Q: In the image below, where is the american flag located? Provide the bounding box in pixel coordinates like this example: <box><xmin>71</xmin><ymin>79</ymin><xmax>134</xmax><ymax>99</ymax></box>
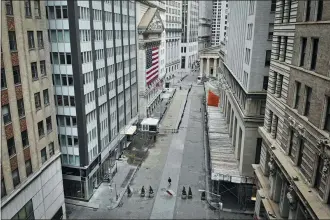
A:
<box><xmin>146</xmin><ymin>46</ymin><xmax>159</xmax><ymax>85</ymax></box>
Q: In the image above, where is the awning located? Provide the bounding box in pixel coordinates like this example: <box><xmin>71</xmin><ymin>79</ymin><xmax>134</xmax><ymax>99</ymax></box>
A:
<box><xmin>125</xmin><ymin>126</ymin><xmax>137</xmax><ymax>135</ymax></box>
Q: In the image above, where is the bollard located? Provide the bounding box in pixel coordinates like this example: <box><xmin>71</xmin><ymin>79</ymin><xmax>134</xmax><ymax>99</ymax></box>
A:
<box><xmin>141</xmin><ymin>186</ymin><xmax>145</xmax><ymax>197</ymax></box>
<box><xmin>149</xmin><ymin>186</ymin><xmax>154</xmax><ymax>198</ymax></box>
<box><xmin>188</xmin><ymin>187</ymin><xmax>192</xmax><ymax>199</ymax></box>
<box><xmin>181</xmin><ymin>186</ymin><xmax>187</xmax><ymax>199</ymax></box>
<box><xmin>127</xmin><ymin>185</ymin><xmax>132</xmax><ymax>197</ymax></box>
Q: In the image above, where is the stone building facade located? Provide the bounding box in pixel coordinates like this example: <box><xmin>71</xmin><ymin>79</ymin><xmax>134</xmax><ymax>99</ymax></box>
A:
<box><xmin>1</xmin><ymin>0</ymin><xmax>65</xmax><ymax>218</ymax></box>
<box><xmin>253</xmin><ymin>0</ymin><xmax>330</xmax><ymax>219</ymax></box>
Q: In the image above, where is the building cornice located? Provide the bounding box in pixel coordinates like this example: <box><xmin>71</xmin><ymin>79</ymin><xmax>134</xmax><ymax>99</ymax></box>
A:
<box><xmin>137</xmin><ymin>0</ymin><xmax>166</xmax><ymax>12</ymax></box>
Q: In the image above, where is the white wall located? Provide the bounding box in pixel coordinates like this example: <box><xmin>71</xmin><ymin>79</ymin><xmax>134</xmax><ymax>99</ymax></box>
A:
<box><xmin>1</xmin><ymin>157</ymin><xmax>65</xmax><ymax>219</ymax></box>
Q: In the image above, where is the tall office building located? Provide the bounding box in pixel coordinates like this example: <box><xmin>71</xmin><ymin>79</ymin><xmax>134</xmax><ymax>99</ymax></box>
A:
<box><xmin>211</xmin><ymin>0</ymin><xmax>228</xmax><ymax>46</ymax></box>
<box><xmin>45</xmin><ymin>0</ymin><xmax>138</xmax><ymax>200</ymax></box>
<box><xmin>1</xmin><ymin>0</ymin><xmax>65</xmax><ymax>219</ymax></box>
<box><xmin>218</xmin><ymin>0</ymin><xmax>274</xmax><ymax>178</ymax></box>
<box><xmin>198</xmin><ymin>0</ymin><xmax>212</xmax><ymax>51</ymax></box>
<box><xmin>136</xmin><ymin>0</ymin><xmax>166</xmax><ymax>119</ymax></box>
<box><xmin>165</xmin><ymin>1</ymin><xmax>181</xmax><ymax>77</ymax></box>
<box><xmin>181</xmin><ymin>0</ymin><xmax>199</xmax><ymax>70</ymax></box>
<box><xmin>253</xmin><ymin>1</ymin><xmax>330</xmax><ymax>219</ymax></box>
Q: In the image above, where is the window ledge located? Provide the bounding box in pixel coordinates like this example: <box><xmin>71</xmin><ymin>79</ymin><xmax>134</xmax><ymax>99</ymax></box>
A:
<box><xmin>44</xmin><ymin>103</ymin><xmax>50</xmax><ymax>107</ymax></box>
<box><xmin>9</xmin><ymin>154</ymin><xmax>17</xmax><ymax>160</ymax></box>
<box><xmin>39</xmin><ymin>134</ymin><xmax>45</xmax><ymax>140</ymax></box>
<box><xmin>36</xmin><ymin>107</ymin><xmax>41</xmax><ymax>112</ymax></box>
<box><xmin>19</xmin><ymin>115</ymin><xmax>26</xmax><ymax>120</ymax></box>
<box><xmin>38</xmin><ymin>47</ymin><xmax>44</xmax><ymax>50</ymax></box>
<box><xmin>32</xmin><ymin>77</ymin><xmax>39</xmax><ymax>81</ymax></box>
<box><xmin>4</xmin><ymin>121</ymin><xmax>12</xmax><ymax>126</ymax></box>
<box><xmin>41</xmin><ymin>75</ymin><xmax>47</xmax><ymax>79</ymax></box>
<box><xmin>47</xmin><ymin>130</ymin><xmax>52</xmax><ymax>134</ymax></box>
<box><xmin>28</xmin><ymin>48</ymin><xmax>36</xmax><ymax>51</ymax></box>
<box><xmin>1</xmin><ymin>88</ymin><xmax>8</xmax><ymax>91</ymax></box>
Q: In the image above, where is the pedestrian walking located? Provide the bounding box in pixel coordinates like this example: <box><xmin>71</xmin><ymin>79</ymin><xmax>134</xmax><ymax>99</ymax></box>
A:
<box><xmin>168</xmin><ymin>177</ymin><xmax>172</xmax><ymax>187</ymax></box>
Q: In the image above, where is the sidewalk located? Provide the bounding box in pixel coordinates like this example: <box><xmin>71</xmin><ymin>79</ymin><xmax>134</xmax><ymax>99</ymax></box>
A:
<box><xmin>66</xmin><ymin>157</ymin><xmax>138</xmax><ymax>210</ymax></box>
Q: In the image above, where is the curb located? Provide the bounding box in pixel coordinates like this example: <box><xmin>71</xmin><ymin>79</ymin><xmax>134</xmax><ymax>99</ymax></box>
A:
<box><xmin>108</xmin><ymin>166</ymin><xmax>139</xmax><ymax>210</ymax></box>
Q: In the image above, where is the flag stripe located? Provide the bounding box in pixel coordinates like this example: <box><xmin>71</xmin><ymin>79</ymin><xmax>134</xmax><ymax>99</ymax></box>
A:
<box><xmin>146</xmin><ymin>46</ymin><xmax>159</xmax><ymax>85</ymax></box>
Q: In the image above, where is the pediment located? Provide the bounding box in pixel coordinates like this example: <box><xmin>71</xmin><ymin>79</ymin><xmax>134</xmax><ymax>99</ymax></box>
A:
<box><xmin>138</xmin><ymin>7</ymin><xmax>164</xmax><ymax>34</ymax></box>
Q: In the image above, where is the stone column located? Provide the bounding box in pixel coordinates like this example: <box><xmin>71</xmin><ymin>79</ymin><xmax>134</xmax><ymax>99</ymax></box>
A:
<box><xmin>213</xmin><ymin>58</ymin><xmax>217</xmax><ymax>76</ymax></box>
<box><xmin>275</xmin><ymin>73</ymin><xmax>282</xmax><ymax>97</ymax></box>
<box><xmin>200</xmin><ymin>58</ymin><xmax>204</xmax><ymax>76</ymax></box>
<box><xmin>279</xmin><ymin>37</ymin><xmax>285</xmax><ymax>62</ymax></box>
<box><xmin>271</xmin><ymin>114</ymin><xmax>278</xmax><ymax>139</ymax></box>
<box><xmin>270</xmin><ymin>71</ymin><xmax>277</xmax><ymax>94</ymax></box>
<box><xmin>206</xmin><ymin>58</ymin><xmax>210</xmax><ymax>78</ymax></box>
<box><xmin>284</xmin><ymin>0</ymin><xmax>289</xmax><ymax>23</ymax></box>
<box><xmin>266</xmin><ymin>111</ymin><xmax>272</xmax><ymax>133</ymax></box>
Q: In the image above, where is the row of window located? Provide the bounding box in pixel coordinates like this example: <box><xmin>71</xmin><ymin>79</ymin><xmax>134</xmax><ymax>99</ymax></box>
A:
<box><xmin>59</xmin><ymin>134</ymin><xmax>78</xmax><ymax>147</ymax></box>
<box><xmin>34</xmin><ymin>89</ymin><xmax>50</xmax><ymax>111</ymax></box>
<box><xmin>50</xmin><ymin>52</ymin><xmax>72</xmax><ymax>65</ymax></box>
<box><xmin>46</xmin><ymin>5</ymin><xmax>68</xmax><ymax>19</ymax></box>
<box><xmin>49</xmin><ymin>30</ymin><xmax>70</xmax><ymax>43</ymax></box>
<box><xmin>1</xmin><ymin>66</ymin><xmax>20</xmax><ymax>88</ymax></box>
<box><xmin>53</xmin><ymin>74</ymin><xmax>74</xmax><ymax>86</ymax></box>
<box><xmin>56</xmin><ymin>95</ymin><xmax>76</xmax><ymax>107</ymax></box>
<box><xmin>6</xmin><ymin>0</ymin><xmax>41</xmax><ymax>18</ymax></box>
<box><xmin>57</xmin><ymin>115</ymin><xmax>77</xmax><ymax>127</ymax></box>
<box><xmin>88</xmin><ymin>127</ymin><xmax>97</xmax><ymax>144</ymax></box>
<box><xmin>37</xmin><ymin>116</ymin><xmax>53</xmax><ymax>138</ymax></box>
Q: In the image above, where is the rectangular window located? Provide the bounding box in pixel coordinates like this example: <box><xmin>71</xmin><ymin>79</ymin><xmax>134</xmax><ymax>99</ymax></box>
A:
<box><xmin>265</xmin><ymin>50</ymin><xmax>271</xmax><ymax>66</ymax></box>
<box><xmin>21</xmin><ymin>130</ymin><xmax>29</xmax><ymax>147</ymax></box>
<box><xmin>288</xmin><ymin>130</ymin><xmax>294</xmax><ymax>156</ymax></box>
<box><xmin>2</xmin><ymin>104</ymin><xmax>11</xmax><ymax>124</ymax></box>
<box><xmin>245</xmin><ymin>48</ymin><xmax>251</xmax><ymax>64</ymax></box>
<box><xmin>43</xmin><ymin>89</ymin><xmax>49</xmax><ymax>105</ymax></box>
<box><xmin>1</xmin><ymin>179</ymin><xmax>6</xmax><ymax>198</ymax></box>
<box><xmin>17</xmin><ymin>99</ymin><xmax>25</xmax><ymax>117</ymax></box>
<box><xmin>255</xmin><ymin>138</ymin><xmax>262</xmax><ymax>163</ymax></box>
<box><xmin>34</xmin><ymin>0</ymin><xmax>41</xmax><ymax>17</ymax></box>
<box><xmin>49</xmin><ymin>142</ymin><xmax>54</xmax><ymax>157</ymax></box>
<box><xmin>300</xmin><ymin>38</ymin><xmax>307</xmax><ymax>67</ymax></box>
<box><xmin>8</xmin><ymin>31</ymin><xmax>17</xmax><ymax>51</ymax></box>
<box><xmin>305</xmin><ymin>0</ymin><xmax>311</xmax><ymax>21</ymax></box>
<box><xmin>268</xmin><ymin>23</ymin><xmax>274</xmax><ymax>40</ymax></box>
<box><xmin>34</xmin><ymin>92</ymin><xmax>41</xmax><ymax>110</ymax></box>
<box><xmin>278</xmin><ymin>74</ymin><xmax>283</xmax><ymax>97</ymax></box>
<box><xmin>25</xmin><ymin>159</ymin><xmax>32</xmax><ymax>177</ymax></box>
<box><xmin>12</xmin><ymin>66</ymin><xmax>21</xmax><ymax>84</ymax></box>
<box><xmin>12</xmin><ymin>169</ymin><xmax>20</xmax><ymax>187</ymax></box>
<box><xmin>41</xmin><ymin>147</ymin><xmax>47</xmax><ymax>164</ymax></box>
<box><xmin>6</xmin><ymin>0</ymin><xmax>13</xmax><ymax>15</ymax></box>
<box><xmin>62</xmin><ymin>6</ymin><xmax>68</xmax><ymax>18</ymax></box>
<box><xmin>247</xmin><ymin>24</ymin><xmax>253</xmax><ymax>40</ymax></box>
<box><xmin>317</xmin><ymin>0</ymin><xmax>323</xmax><ymax>21</ymax></box>
<box><xmin>283</xmin><ymin>36</ymin><xmax>288</xmax><ymax>61</ymax></box>
<box><xmin>260</xmin><ymin>101</ymin><xmax>266</xmax><ymax>115</ymax></box>
<box><xmin>297</xmin><ymin>139</ymin><xmax>304</xmax><ymax>167</ymax></box>
<box><xmin>31</xmin><ymin>62</ymin><xmax>38</xmax><ymax>79</ymax></box>
<box><xmin>271</xmin><ymin>0</ymin><xmax>276</xmax><ymax>12</ymax></box>
<box><xmin>37</xmin><ymin>120</ymin><xmax>44</xmax><ymax>138</ymax></box>
<box><xmin>27</xmin><ymin>31</ymin><xmax>35</xmax><ymax>49</ymax></box>
<box><xmin>1</xmin><ymin>68</ymin><xmax>7</xmax><ymax>88</ymax></box>
<box><xmin>46</xmin><ymin>116</ymin><xmax>52</xmax><ymax>132</ymax></box>
<box><xmin>263</xmin><ymin>76</ymin><xmax>269</xmax><ymax>91</ymax></box>
<box><xmin>249</xmin><ymin>0</ymin><xmax>255</xmax><ymax>15</ymax></box>
<box><xmin>25</xmin><ymin>0</ymin><xmax>31</xmax><ymax>17</ymax></box>
<box><xmin>304</xmin><ymin>86</ymin><xmax>312</xmax><ymax>116</ymax></box>
<box><xmin>37</xmin><ymin>31</ymin><xmax>44</xmax><ymax>48</ymax></box>
<box><xmin>39</xmin><ymin>60</ymin><xmax>46</xmax><ymax>76</ymax></box>
<box><xmin>315</xmin><ymin>156</ymin><xmax>325</xmax><ymax>195</ymax></box>
<box><xmin>7</xmin><ymin>137</ymin><xmax>16</xmax><ymax>157</ymax></box>
<box><xmin>324</xmin><ymin>97</ymin><xmax>330</xmax><ymax>132</ymax></box>
<box><xmin>56</xmin><ymin>6</ymin><xmax>62</xmax><ymax>18</ymax></box>
<box><xmin>310</xmin><ymin>38</ymin><xmax>319</xmax><ymax>70</ymax></box>
<box><xmin>294</xmin><ymin>81</ymin><xmax>301</xmax><ymax>109</ymax></box>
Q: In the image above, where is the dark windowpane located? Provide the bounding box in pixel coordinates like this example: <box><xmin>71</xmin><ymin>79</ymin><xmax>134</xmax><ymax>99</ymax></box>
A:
<box><xmin>265</xmin><ymin>50</ymin><xmax>271</xmax><ymax>66</ymax></box>
<box><xmin>8</xmin><ymin>31</ymin><xmax>17</xmax><ymax>51</ymax></box>
<box><xmin>34</xmin><ymin>92</ymin><xmax>41</xmax><ymax>110</ymax></box>
<box><xmin>12</xmin><ymin>169</ymin><xmax>20</xmax><ymax>187</ymax></box>
<box><xmin>283</xmin><ymin>36</ymin><xmax>288</xmax><ymax>61</ymax></box>
<box><xmin>324</xmin><ymin>98</ymin><xmax>330</xmax><ymax>131</ymax></box>
<box><xmin>304</xmin><ymin>86</ymin><xmax>312</xmax><ymax>116</ymax></box>
<box><xmin>7</xmin><ymin>137</ymin><xmax>16</xmax><ymax>157</ymax></box>
<box><xmin>70</xmin><ymin>96</ymin><xmax>75</xmax><ymax>106</ymax></box>
<box><xmin>297</xmin><ymin>139</ymin><xmax>304</xmax><ymax>167</ymax></box>
<box><xmin>2</xmin><ymin>104</ymin><xmax>12</xmax><ymax>124</ymax></box>
<box><xmin>305</xmin><ymin>0</ymin><xmax>311</xmax><ymax>21</ymax></box>
<box><xmin>17</xmin><ymin>99</ymin><xmax>25</xmax><ymax>117</ymax></box>
<box><xmin>40</xmin><ymin>60</ymin><xmax>46</xmax><ymax>76</ymax></box>
<box><xmin>64</xmin><ymin>96</ymin><xmax>69</xmax><ymax>106</ymax></box>
<box><xmin>38</xmin><ymin>121</ymin><xmax>44</xmax><ymax>138</ymax></box>
<box><xmin>27</xmin><ymin>31</ymin><xmax>35</xmax><ymax>49</ymax></box>
<box><xmin>55</xmin><ymin>6</ymin><xmax>62</xmax><ymax>18</ymax></box>
<box><xmin>68</xmin><ymin>75</ymin><xmax>73</xmax><ymax>85</ymax></box>
<box><xmin>294</xmin><ymin>81</ymin><xmax>301</xmax><ymax>109</ymax></box>
<box><xmin>288</xmin><ymin>130</ymin><xmax>294</xmax><ymax>156</ymax></box>
<box><xmin>6</xmin><ymin>0</ymin><xmax>13</xmax><ymax>15</ymax></box>
<box><xmin>62</xmin><ymin>6</ymin><xmax>68</xmax><ymax>18</ymax></box>
<box><xmin>263</xmin><ymin>76</ymin><xmax>269</xmax><ymax>91</ymax></box>
<box><xmin>311</xmin><ymin>38</ymin><xmax>319</xmax><ymax>70</ymax></box>
<box><xmin>317</xmin><ymin>0</ymin><xmax>323</xmax><ymax>21</ymax></box>
<box><xmin>13</xmin><ymin>66</ymin><xmax>21</xmax><ymax>84</ymax></box>
<box><xmin>57</xmin><ymin>95</ymin><xmax>63</xmax><ymax>106</ymax></box>
<box><xmin>25</xmin><ymin>0</ymin><xmax>31</xmax><ymax>17</ymax></box>
<box><xmin>25</xmin><ymin>159</ymin><xmax>32</xmax><ymax>176</ymax></box>
<box><xmin>21</xmin><ymin>130</ymin><xmax>29</xmax><ymax>147</ymax></box>
<box><xmin>46</xmin><ymin>116</ymin><xmax>52</xmax><ymax>132</ymax></box>
<box><xmin>1</xmin><ymin>68</ymin><xmax>7</xmax><ymax>88</ymax></box>
<box><xmin>49</xmin><ymin>142</ymin><xmax>55</xmax><ymax>157</ymax></box>
<box><xmin>37</xmin><ymin>31</ymin><xmax>44</xmax><ymax>48</ymax></box>
<box><xmin>255</xmin><ymin>138</ymin><xmax>262</xmax><ymax>164</ymax></box>
<box><xmin>300</xmin><ymin>38</ymin><xmax>307</xmax><ymax>67</ymax></box>
<box><xmin>34</xmin><ymin>0</ymin><xmax>41</xmax><ymax>17</ymax></box>
<box><xmin>59</xmin><ymin>53</ymin><xmax>66</xmax><ymax>64</ymax></box>
<box><xmin>66</xmin><ymin>54</ymin><xmax>72</xmax><ymax>64</ymax></box>
<box><xmin>43</xmin><ymin>89</ymin><xmax>49</xmax><ymax>105</ymax></box>
<box><xmin>61</xmin><ymin>75</ymin><xmax>67</xmax><ymax>85</ymax></box>
<box><xmin>41</xmin><ymin>147</ymin><xmax>47</xmax><ymax>164</ymax></box>
<box><xmin>1</xmin><ymin>180</ymin><xmax>6</xmax><ymax>198</ymax></box>
<box><xmin>31</xmin><ymin>62</ymin><xmax>38</xmax><ymax>79</ymax></box>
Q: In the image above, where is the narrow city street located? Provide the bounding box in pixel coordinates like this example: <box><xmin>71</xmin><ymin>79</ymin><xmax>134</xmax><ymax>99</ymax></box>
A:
<box><xmin>66</xmin><ymin>74</ymin><xmax>252</xmax><ymax>219</ymax></box>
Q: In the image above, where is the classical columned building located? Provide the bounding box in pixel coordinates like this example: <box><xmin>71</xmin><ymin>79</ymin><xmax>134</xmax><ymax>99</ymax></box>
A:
<box><xmin>136</xmin><ymin>1</ymin><xmax>166</xmax><ymax>119</ymax></box>
<box><xmin>199</xmin><ymin>46</ymin><xmax>222</xmax><ymax>78</ymax></box>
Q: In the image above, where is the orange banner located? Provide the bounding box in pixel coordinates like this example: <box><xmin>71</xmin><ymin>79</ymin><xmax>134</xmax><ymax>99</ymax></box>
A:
<box><xmin>207</xmin><ymin>91</ymin><xmax>219</xmax><ymax>107</ymax></box>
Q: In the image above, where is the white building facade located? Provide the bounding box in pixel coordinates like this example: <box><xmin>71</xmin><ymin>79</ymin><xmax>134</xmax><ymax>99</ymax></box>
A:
<box><xmin>165</xmin><ymin>1</ymin><xmax>181</xmax><ymax>78</ymax></box>
<box><xmin>198</xmin><ymin>1</ymin><xmax>213</xmax><ymax>51</ymax></box>
<box><xmin>46</xmin><ymin>0</ymin><xmax>138</xmax><ymax>200</ymax></box>
<box><xmin>180</xmin><ymin>0</ymin><xmax>199</xmax><ymax>70</ymax></box>
<box><xmin>211</xmin><ymin>0</ymin><xmax>228</xmax><ymax>46</ymax></box>
<box><xmin>218</xmin><ymin>0</ymin><xmax>274</xmax><ymax>177</ymax></box>
<box><xmin>136</xmin><ymin>0</ymin><xmax>166</xmax><ymax>119</ymax></box>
